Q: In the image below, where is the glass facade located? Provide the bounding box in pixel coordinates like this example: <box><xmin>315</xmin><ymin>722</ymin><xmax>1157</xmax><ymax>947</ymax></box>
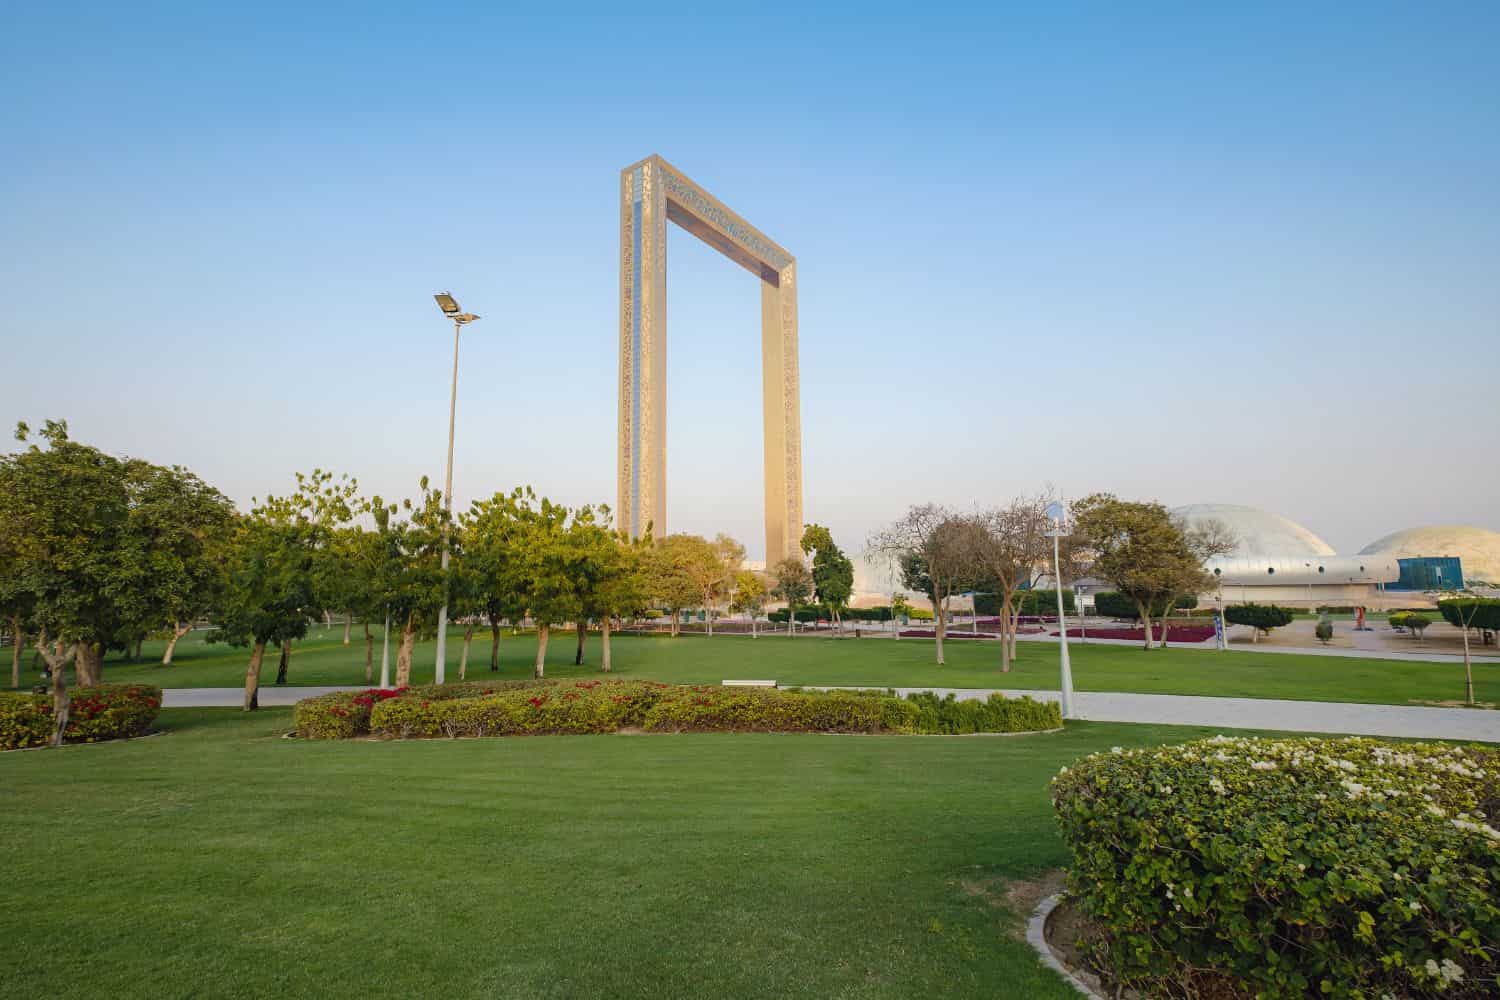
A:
<box><xmin>1389</xmin><ymin>557</ymin><xmax>1464</xmax><ymax>591</ymax></box>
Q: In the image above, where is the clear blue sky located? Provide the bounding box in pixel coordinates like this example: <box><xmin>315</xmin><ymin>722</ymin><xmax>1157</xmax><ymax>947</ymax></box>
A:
<box><xmin>3</xmin><ymin>2</ymin><xmax>1497</xmax><ymax>559</ymax></box>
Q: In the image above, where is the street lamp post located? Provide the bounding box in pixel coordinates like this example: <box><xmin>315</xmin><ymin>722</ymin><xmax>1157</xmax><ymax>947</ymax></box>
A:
<box><xmin>432</xmin><ymin>292</ymin><xmax>480</xmax><ymax>685</ymax></box>
<box><xmin>1046</xmin><ymin>502</ymin><xmax>1075</xmax><ymax>720</ymax></box>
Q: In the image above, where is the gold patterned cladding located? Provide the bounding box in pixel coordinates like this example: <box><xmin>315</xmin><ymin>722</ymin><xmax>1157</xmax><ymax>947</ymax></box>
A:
<box><xmin>618</xmin><ymin>155</ymin><xmax>804</xmax><ymax>567</ymax></box>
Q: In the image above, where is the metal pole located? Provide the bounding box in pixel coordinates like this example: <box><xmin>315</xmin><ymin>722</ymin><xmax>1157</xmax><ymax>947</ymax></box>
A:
<box><xmin>1054</xmin><ymin>533</ymin><xmax>1074</xmax><ymax>720</ymax></box>
<box><xmin>434</xmin><ymin>318</ymin><xmax>461</xmax><ymax>685</ymax></box>
<box><xmin>379</xmin><ymin>605</ymin><xmax>392</xmax><ymax>689</ymax></box>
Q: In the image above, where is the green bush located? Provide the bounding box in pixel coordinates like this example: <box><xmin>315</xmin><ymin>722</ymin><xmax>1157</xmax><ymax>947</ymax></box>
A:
<box><xmin>902</xmin><ymin>691</ymin><xmax>1061</xmax><ymax>734</ymax></box>
<box><xmin>1052</xmin><ymin>736</ymin><xmax>1500</xmax><ymax>998</ymax></box>
<box><xmin>299</xmin><ymin>681</ymin><xmax>1060</xmax><ymax>740</ymax></box>
<box><xmin>0</xmin><ymin>685</ymin><xmax>162</xmax><ymax>749</ymax></box>
<box><xmin>767</xmin><ymin>608</ymin><xmax>821</xmax><ymax>624</ymax></box>
<box><xmin>1315</xmin><ymin>617</ymin><xmax>1334</xmax><ymax>644</ymax></box>
<box><xmin>1093</xmin><ymin>591</ymin><xmax>1198</xmax><ymax>619</ymax></box>
<box><xmin>974</xmin><ymin>589</ymin><xmax>1075</xmax><ymax>616</ymax></box>
<box><xmin>1225</xmin><ymin>602</ymin><xmax>1296</xmax><ymax>635</ymax></box>
<box><xmin>842</xmin><ymin>606</ymin><xmax>893</xmax><ymax>622</ymax></box>
<box><xmin>1438</xmin><ymin>598</ymin><xmax>1500</xmax><ymax>633</ymax></box>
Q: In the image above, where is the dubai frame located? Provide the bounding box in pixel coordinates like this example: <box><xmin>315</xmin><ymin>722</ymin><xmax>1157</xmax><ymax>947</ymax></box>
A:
<box><xmin>618</xmin><ymin>155</ymin><xmax>804</xmax><ymax>566</ymax></box>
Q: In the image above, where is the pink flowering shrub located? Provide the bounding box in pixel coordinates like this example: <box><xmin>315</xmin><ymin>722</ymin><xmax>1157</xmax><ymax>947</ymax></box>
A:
<box><xmin>0</xmin><ymin>685</ymin><xmax>162</xmax><ymax>749</ymax></box>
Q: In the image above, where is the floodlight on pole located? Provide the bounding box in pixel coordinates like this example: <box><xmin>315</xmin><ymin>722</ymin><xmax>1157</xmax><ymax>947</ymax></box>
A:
<box><xmin>1045</xmin><ymin>501</ymin><xmax>1075</xmax><ymax>720</ymax></box>
<box><xmin>431</xmin><ymin>292</ymin><xmax>480</xmax><ymax>685</ymax></box>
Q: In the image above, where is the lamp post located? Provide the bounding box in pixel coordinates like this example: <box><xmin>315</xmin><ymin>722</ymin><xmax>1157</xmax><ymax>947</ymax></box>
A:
<box><xmin>432</xmin><ymin>291</ymin><xmax>480</xmax><ymax>685</ymax></box>
<box><xmin>1046</xmin><ymin>502</ymin><xmax>1075</xmax><ymax>720</ymax></box>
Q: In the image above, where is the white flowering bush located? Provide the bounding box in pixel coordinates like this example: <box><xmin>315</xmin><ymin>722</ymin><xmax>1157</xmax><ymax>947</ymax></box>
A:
<box><xmin>1052</xmin><ymin>736</ymin><xmax>1499</xmax><ymax>998</ymax></box>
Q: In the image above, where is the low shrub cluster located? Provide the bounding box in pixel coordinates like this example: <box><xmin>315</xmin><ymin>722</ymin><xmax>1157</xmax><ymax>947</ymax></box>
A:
<box><xmin>1</xmin><ymin>685</ymin><xmax>162</xmax><ymax>749</ymax></box>
<box><xmin>294</xmin><ymin>680</ymin><xmax>1060</xmax><ymax>740</ymax></box>
<box><xmin>1053</xmin><ymin>735</ymin><xmax>1500</xmax><ymax>998</ymax></box>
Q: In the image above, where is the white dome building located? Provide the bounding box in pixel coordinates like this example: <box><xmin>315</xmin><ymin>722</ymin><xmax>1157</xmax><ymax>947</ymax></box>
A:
<box><xmin>1359</xmin><ymin>526</ymin><xmax>1500</xmax><ymax>587</ymax></box>
<box><xmin>1174</xmin><ymin>503</ymin><xmax>1398</xmax><ymax>606</ymax></box>
<box><xmin>1174</xmin><ymin>503</ymin><xmax>1335</xmax><ymax>558</ymax></box>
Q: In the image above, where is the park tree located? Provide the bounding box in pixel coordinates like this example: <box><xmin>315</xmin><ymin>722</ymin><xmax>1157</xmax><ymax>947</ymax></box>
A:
<box><xmin>462</xmin><ymin>488</ymin><xmax>533</xmax><ymax>672</ymax></box>
<box><xmin>710</xmin><ymin>533</ymin><xmax>747</xmax><ymax>635</ymax></box>
<box><xmin>665</xmin><ymin>533</ymin><xmax>729</xmax><ymax>637</ymax></box>
<box><xmin>507</xmin><ymin>493</ymin><xmax>579</xmax><ymax>677</ymax></box>
<box><xmin>770</xmin><ymin>558</ymin><xmax>813</xmax><ymax>636</ymax></box>
<box><xmin>1071</xmin><ymin>494</ymin><xmax>1215</xmax><ymax>650</ymax></box>
<box><xmin>1437</xmin><ymin>597</ymin><xmax>1500</xmax><ymax>706</ymax></box>
<box><xmin>0</xmin><ymin>421</ymin><xmax>186</xmax><ymax>739</ymax></box>
<box><xmin>572</xmin><ymin>512</ymin><xmax>646</xmax><ymax>671</ymax></box>
<box><xmin>0</xmin><ymin>489</ymin><xmax>34</xmax><ymax>688</ymax></box>
<box><xmin>890</xmin><ymin>592</ymin><xmax>912</xmax><ymax>639</ymax></box>
<box><xmin>871</xmin><ymin>504</ymin><xmax>976</xmax><ymax>664</ymax></box>
<box><xmin>379</xmin><ymin>479</ymin><xmax>451</xmax><ymax>687</ymax></box>
<box><xmin>119</xmin><ymin>463</ymin><xmax>240</xmax><ymax>666</ymax></box>
<box><xmin>972</xmin><ymin>495</ymin><xmax>1056</xmax><ymax>673</ymax></box>
<box><xmin>800</xmin><ymin>524</ymin><xmax>855</xmax><ymax>635</ymax></box>
<box><xmin>730</xmin><ymin>569</ymin><xmax>769</xmax><ymax>638</ymax></box>
<box><xmin>645</xmin><ymin>534</ymin><xmax>706</xmax><ymax>637</ymax></box>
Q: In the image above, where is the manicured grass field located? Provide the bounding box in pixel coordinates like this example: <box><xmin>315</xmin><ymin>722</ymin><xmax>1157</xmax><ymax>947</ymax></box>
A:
<box><xmin>12</xmin><ymin>625</ymin><xmax>1498</xmax><ymax>708</ymax></box>
<box><xmin>0</xmin><ymin>708</ymin><xmax>1262</xmax><ymax>999</ymax></box>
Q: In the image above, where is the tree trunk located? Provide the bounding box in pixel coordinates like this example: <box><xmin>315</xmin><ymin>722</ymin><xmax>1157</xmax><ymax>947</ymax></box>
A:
<box><xmin>132</xmin><ymin>636</ymin><xmax>143</xmax><ymax>661</ymax></box>
<box><xmin>706</xmin><ymin>596</ymin><xmax>714</xmax><ymax>637</ymax></box>
<box><xmin>998</xmin><ymin>594</ymin><xmax>1013</xmax><ymax>673</ymax></box>
<box><xmin>671</xmin><ymin>611</ymin><xmax>680</xmax><ymax>638</ymax></box>
<box><xmin>490</xmin><ymin>619</ymin><xmax>501</xmax><ymax>672</ymax></box>
<box><xmin>395</xmin><ymin>621</ymin><xmax>417</xmax><ymax>688</ymax></box>
<box><xmin>602</xmin><ymin>618</ymin><xmax>612</xmax><ymax>672</ymax></box>
<box><xmin>751</xmin><ymin>614</ymin><xmax>757</xmax><ymax>639</ymax></box>
<box><xmin>363</xmin><ymin>621</ymin><xmax>374</xmax><ymax>685</ymax></box>
<box><xmin>10</xmin><ymin>617</ymin><xmax>22</xmax><ymax>689</ymax></box>
<box><xmin>1134</xmin><ymin>601</ymin><xmax>1154</xmax><ymax>650</ymax></box>
<box><xmin>74</xmin><ymin>642</ymin><xmax>103</xmax><ymax>686</ymax></box>
<box><xmin>343</xmin><ymin>613</ymin><xmax>352</xmax><ymax>646</ymax></box>
<box><xmin>162</xmin><ymin>621</ymin><xmax>192</xmax><ymax>665</ymax></box>
<box><xmin>575</xmin><ymin>620</ymin><xmax>587</xmax><ymax>665</ymax></box>
<box><xmin>1160</xmin><ymin>603</ymin><xmax>1176</xmax><ymax>648</ymax></box>
<box><xmin>534</xmin><ymin>624</ymin><xmax>549</xmax><ymax>678</ymax></box>
<box><xmin>1462</xmin><ymin>624</ymin><xmax>1475</xmax><ymax>705</ymax></box>
<box><xmin>459</xmin><ymin>625</ymin><xmax>474</xmax><ymax>681</ymax></box>
<box><xmin>275</xmin><ymin>638</ymin><xmax>291</xmax><ymax>685</ymax></box>
<box><xmin>243</xmin><ymin>641</ymin><xmax>266</xmax><ymax>711</ymax></box>
<box><xmin>36</xmin><ymin>634</ymin><xmax>76</xmax><ymax>746</ymax></box>
<box><xmin>787</xmin><ymin>607</ymin><xmax>795</xmax><ymax>636</ymax></box>
<box><xmin>934</xmin><ymin>594</ymin><xmax>947</xmax><ymax>666</ymax></box>
<box><xmin>1252</xmin><ymin>625</ymin><xmax>1259</xmax><ymax>644</ymax></box>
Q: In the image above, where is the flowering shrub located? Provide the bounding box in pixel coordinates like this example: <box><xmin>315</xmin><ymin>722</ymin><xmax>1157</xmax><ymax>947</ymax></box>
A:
<box><xmin>1052</xmin><ymin>735</ymin><xmax>1500</xmax><ymax>998</ymax></box>
<box><xmin>0</xmin><ymin>685</ymin><xmax>162</xmax><ymax>749</ymax></box>
<box><xmin>293</xmin><ymin>680</ymin><xmax>551</xmax><ymax>738</ymax></box>
<box><xmin>295</xmin><ymin>680</ymin><xmax>1059</xmax><ymax>740</ymax></box>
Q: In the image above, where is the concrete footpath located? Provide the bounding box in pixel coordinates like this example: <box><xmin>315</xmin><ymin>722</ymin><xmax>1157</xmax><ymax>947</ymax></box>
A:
<box><xmin>165</xmin><ymin>685</ymin><xmax>1500</xmax><ymax>743</ymax></box>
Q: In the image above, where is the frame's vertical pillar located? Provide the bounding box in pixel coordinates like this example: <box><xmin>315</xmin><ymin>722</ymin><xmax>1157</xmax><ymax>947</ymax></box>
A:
<box><xmin>761</xmin><ymin>261</ymin><xmax>803</xmax><ymax>567</ymax></box>
<box><xmin>619</xmin><ymin>160</ymin><xmax>668</xmax><ymax>540</ymax></box>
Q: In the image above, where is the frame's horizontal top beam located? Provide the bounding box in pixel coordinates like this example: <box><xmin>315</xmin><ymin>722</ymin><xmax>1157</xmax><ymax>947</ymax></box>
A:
<box><xmin>623</xmin><ymin>154</ymin><xmax>794</xmax><ymax>278</ymax></box>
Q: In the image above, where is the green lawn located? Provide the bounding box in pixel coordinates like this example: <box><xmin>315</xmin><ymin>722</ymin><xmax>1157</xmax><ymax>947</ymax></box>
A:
<box><xmin>0</xmin><ymin>708</ymin><xmax>1268</xmax><ymax>999</ymax></box>
<box><xmin>13</xmin><ymin>625</ymin><xmax>1498</xmax><ymax>708</ymax></box>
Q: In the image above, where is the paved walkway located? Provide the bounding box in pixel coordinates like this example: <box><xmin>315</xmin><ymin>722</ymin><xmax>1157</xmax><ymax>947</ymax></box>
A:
<box><xmin>164</xmin><ymin>685</ymin><xmax>1500</xmax><ymax>743</ymax></box>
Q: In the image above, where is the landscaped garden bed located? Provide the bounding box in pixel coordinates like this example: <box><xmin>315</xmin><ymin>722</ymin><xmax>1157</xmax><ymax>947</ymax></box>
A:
<box><xmin>293</xmin><ymin>680</ymin><xmax>1061</xmax><ymax>739</ymax></box>
<box><xmin>0</xmin><ymin>685</ymin><xmax>163</xmax><ymax>749</ymax></box>
<box><xmin>1051</xmin><ymin>735</ymin><xmax>1500</xmax><ymax>998</ymax></box>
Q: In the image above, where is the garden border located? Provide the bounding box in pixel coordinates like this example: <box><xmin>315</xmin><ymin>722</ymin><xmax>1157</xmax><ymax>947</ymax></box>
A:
<box><xmin>1026</xmin><ymin>893</ymin><xmax>1105</xmax><ymax>999</ymax></box>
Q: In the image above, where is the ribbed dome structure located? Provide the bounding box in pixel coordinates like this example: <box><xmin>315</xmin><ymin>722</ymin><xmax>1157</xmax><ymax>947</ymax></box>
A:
<box><xmin>1173</xmin><ymin>504</ymin><xmax>1336</xmax><ymax>559</ymax></box>
<box><xmin>1358</xmin><ymin>526</ymin><xmax>1500</xmax><ymax>584</ymax></box>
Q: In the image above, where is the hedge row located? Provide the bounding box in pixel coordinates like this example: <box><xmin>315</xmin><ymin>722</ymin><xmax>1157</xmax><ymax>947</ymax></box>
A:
<box><xmin>294</xmin><ymin>681</ymin><xmax>1060</xmax><ymax>740</ymax></box>
<box><xmin>1</xmin><ymin>685</ymin><xmax>163</xmax><ymax>750</ymax></box>
<box><xmin>1052</xmin><ymin>735</ymin><xmax>1500</xmax><ymax>998</ymax></box>
<box><xmin>1092</xmin><ymin>591</ymin><xmax>1198</xmax><ymax>619</ymax></box>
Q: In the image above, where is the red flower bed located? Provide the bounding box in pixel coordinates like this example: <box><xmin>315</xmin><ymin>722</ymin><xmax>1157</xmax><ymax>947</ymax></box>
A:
<box><xmin>0</xmin><ymin>685</ymin><xmax>162</xmax><ymax>749</ymax></box>
<box><xmin>1052</xmin><ymin>624</ymin><xmax>1216</xmax><ymax>642</ymax></box>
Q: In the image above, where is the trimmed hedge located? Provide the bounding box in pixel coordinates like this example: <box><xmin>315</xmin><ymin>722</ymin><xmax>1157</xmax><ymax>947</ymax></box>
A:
<box><xmin>1053</xmin><ymin>735</ymin><xmax>1500</xmax><ymax>998</ymax></box>
<box><xmin>1225</xmin><ymin>601</ymin><xmax>1296</xmax><ymax>634</ymax></box>
<box><xmin>294</xmin><ymin>680</ymin><xmax>1061</xmax><ymax>740</ymax></box>
<box><xmin>1093</xmin><ymin>591</ymin><xmax>1197</xmax><ymax>619</ymax></box>
<box><xmin>1</xmin><ymin>685</ymin><xmax>162</xmax><ymax>749</ymax></box>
